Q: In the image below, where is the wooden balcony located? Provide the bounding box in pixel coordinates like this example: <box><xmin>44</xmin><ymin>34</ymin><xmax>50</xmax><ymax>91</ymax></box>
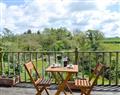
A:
<box><xmin>0</xmin><ymin>50</ymin><xmax>120</xmax><ymax>85</ymax></box>
<box><xmin>0</xmin><ymin>83</ymin><xmax>120</xmax><ymax>95</ymax></box>
<box><xmin>0</xmin><ymin>50</ymin><xmax>120</xmax><ymax>94</ymax></box>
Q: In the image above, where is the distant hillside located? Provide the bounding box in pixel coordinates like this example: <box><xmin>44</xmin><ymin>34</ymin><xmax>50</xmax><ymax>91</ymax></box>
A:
<box><xmin>102</xmin><ymin>37</ymin><xmax>120</xmax><ymax>44</ymax></box>
<box><xmin>100</xmin><ymin>37</ymin><xmax>120</xmax><ymax>51</ymax></box>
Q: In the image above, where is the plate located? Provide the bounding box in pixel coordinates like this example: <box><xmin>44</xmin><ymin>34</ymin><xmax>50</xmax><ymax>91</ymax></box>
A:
<box><xmin>67</xmin><ymin>64</ymin><xmax>74</xmax><ymax>69</ymax></box>
<box><xmin>51</xmin><ymin>63</ymin><xmax>61</xmax><ymax>68</ymax></box>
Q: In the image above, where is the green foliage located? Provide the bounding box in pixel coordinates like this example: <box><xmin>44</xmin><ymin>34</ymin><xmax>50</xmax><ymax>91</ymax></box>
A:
<box><xmin>0</xmin><ymin>27</ymin><xmax>119</xmax><ymax>52</ymax></box>
<box><xmin>73</xmin><ymin>29</ymin><xmax>104</xmax><ymax>51</ymax></box>
<box><xmin>85</xmin><ymin>30</ymin><xmax>104</xmax><ymax>51</ymax></box>
<box><xmin>73</xmin><ymin>32</ymin><xmax>89</xmax><ymax>50</ymax></box>
<box><xmin>0</xmin><ymin>27</ymin><xmax>120</xmax><ymax>83</ymax></box>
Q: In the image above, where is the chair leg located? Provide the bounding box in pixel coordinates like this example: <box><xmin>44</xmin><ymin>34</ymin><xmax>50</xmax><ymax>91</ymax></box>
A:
<box><xmin>63</xmin><ymin>90</ymin><xmax>67</xmax><ymax>95</ymax></box>
<box><xmin>44</xmin><ymin>87</ymin><xmax>50</xmax><ymax>95</ymax></box>
<box><xmin>81</xmin><ymin>92</ymin><xmax>84</xmax><ymax>95</ymax></box>
<box><xmin>81</xmin><ymin>93</ymin><xmax>91</xmax><ymax>95</ymax></box>
<box><xmin>36</xmin><ymin>92</ymin><xmax>41</xmax><ymax>95</ymax></box>
<box><xmin>36</xmin><ymin>87</ymin><xmax>44</xmax><ymax>95</ymax></box>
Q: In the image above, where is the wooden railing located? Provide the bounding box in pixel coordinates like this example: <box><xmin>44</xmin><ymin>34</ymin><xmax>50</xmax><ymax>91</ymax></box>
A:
<box><xmin>0</xmin><ymin>49</ymin><xmax>120</xmax><ymax>86</ymax></box>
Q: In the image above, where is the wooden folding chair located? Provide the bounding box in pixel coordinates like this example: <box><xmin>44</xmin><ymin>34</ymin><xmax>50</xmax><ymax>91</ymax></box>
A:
<box><xmin>75</xmin><ymin>63</ymin><xmax>104</xmax><ymax>95</ymax></box>
<box><xmin>24</xmin><ymin>61</ymin><xmax>51</xmax><ymax>95</ymax></box>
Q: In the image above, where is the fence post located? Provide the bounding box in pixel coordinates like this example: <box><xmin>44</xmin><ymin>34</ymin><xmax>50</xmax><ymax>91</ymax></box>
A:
<box><xmin>75</xmin><ymin>48</ymin><xmax>78</xmax><ymax>65</ymax></box>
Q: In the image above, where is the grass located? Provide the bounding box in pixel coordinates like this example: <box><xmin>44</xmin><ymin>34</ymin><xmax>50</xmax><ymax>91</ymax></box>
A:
<box><xmin>101</xmin><ymin>43</ymin><xmax>120</xmax><ymax>51</ymax></box>
<box><xmin>102</xmin><ymin>37</ymin><xmax>120</xmax><ymax>43</ymax></box>
<box><xmin>100</xmin><ymin>37</ymin><xmax>120</xmax><ymax>51</ymax></box>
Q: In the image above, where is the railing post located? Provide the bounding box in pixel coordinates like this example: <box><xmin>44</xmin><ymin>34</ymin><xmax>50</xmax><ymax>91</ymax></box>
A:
<box><xmin>0</xmin><ymin>53</ymin><xmax>2</xmax><ymax>75</ymax></box>
<box><xmin>75</xmin><ymin>48</ymin><xmax>78</xmax><ymax>65</ymax></box>
<box><xmin>116</xmin><ymin>52</ymin><xmax>118</xmax><ymax>85</ymax></box>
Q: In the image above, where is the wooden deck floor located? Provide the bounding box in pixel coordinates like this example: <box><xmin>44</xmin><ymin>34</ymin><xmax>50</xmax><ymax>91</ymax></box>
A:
<box><xmin>0</xmin><ymin>83</ymin><xmax>120</xmax><ymax>95</ymax></box>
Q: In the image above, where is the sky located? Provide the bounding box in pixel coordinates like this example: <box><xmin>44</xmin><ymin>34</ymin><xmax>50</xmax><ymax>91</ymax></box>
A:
<box><xmin>0</xmin><ymin>0</ymin><xmax>120</xmax><ymax>37</ymax></box>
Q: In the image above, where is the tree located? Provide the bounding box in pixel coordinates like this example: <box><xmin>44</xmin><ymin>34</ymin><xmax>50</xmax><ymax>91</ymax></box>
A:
<box><xmin>73</xmin><ymin>31</ymin><xmax>89</xmax><ymax>51</ymax></box>
<box><xmin>27</xmin><ymin>29</ymin><xmax>32</xmax><ymax>34</ymax></box>
<box><xmin>41</xmin><ymin>27</ymin><xmax>72</xmax><ymax>50</ymax></box>
<box><xmin>37</xmin><ymin>30</ymin><xmax>40</xmax><ymax>34</ymax></box>
<box><xmin>2</xmin><ymin>28</ymin><xmax>16</xmax><ymax>51</ymax></box>
<box><xmin>18</xmin><ymin>33</ymin><xmax>41</xmax><ymax>51</ymax></box>
<box><xmin>3</xmin><ymin>28</ymin><xmax>14</xmax><ymax>37</ymax></box>
<box><xmin>86</xmin><ymin>30</ymin><xmax>104</xmax><ymax>51</ymax></box>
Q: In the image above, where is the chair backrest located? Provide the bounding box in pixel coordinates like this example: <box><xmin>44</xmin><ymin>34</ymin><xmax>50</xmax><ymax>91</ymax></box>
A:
<box><xmin>89</xmin><ymin>63</ymin><xmax>104</xmax><ymax>88</ymax></box>
<box><xmin>24</xmin><ymin>61</ymin><xmax>41</xmax><ymax>87</ymax></box>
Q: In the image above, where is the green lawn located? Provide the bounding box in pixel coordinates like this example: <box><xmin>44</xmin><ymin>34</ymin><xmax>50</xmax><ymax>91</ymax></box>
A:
<box><xmin>102</xmin><ymin>43</ymin><xmax>120</xmax><ymax>51</ymax></box>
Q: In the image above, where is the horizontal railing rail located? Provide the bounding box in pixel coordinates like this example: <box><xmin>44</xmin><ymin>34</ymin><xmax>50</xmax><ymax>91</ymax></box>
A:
<box><xmin>0</xmin><ymin>49</ymin><xmax>120</xmax><ymax>86</ymax></box>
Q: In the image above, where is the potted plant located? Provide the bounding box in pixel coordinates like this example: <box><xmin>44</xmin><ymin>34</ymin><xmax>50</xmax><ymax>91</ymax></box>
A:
<box><xmin>0</xmin><ymin>63</ymin><xmax>20</xmax><ymax>87</ymax></box>
<box><xmin>0</xmin><ymin>75</ymin><xmax>19</xmax><ymax>87</ymax></box>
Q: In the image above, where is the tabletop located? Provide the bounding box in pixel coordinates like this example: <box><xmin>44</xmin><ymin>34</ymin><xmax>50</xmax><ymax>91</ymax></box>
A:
<box><xmin>46</xmin><ymin>65</ymin><xmax>78</xmax><ymax>73</ymax></box>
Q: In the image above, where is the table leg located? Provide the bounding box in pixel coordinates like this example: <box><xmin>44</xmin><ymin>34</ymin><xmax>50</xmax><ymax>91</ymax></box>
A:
<box><xmin>51</xmin><ymin>72</ymin><xmax>68</xmax><ymax>95</ymax></box>
<box><xmin>57</xmin><ymin>72</ymin><xmax>73</xmax><ymax>94</ymax></box>
<box><xmin>55</xmin><ymin>73</ymin><xmax>72</xmax><ymax>95</ymax></box>
<box><xmin>51</xmin><ymin>72</ymin><xmax>61</xmax><ymax>84</ymax></box>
